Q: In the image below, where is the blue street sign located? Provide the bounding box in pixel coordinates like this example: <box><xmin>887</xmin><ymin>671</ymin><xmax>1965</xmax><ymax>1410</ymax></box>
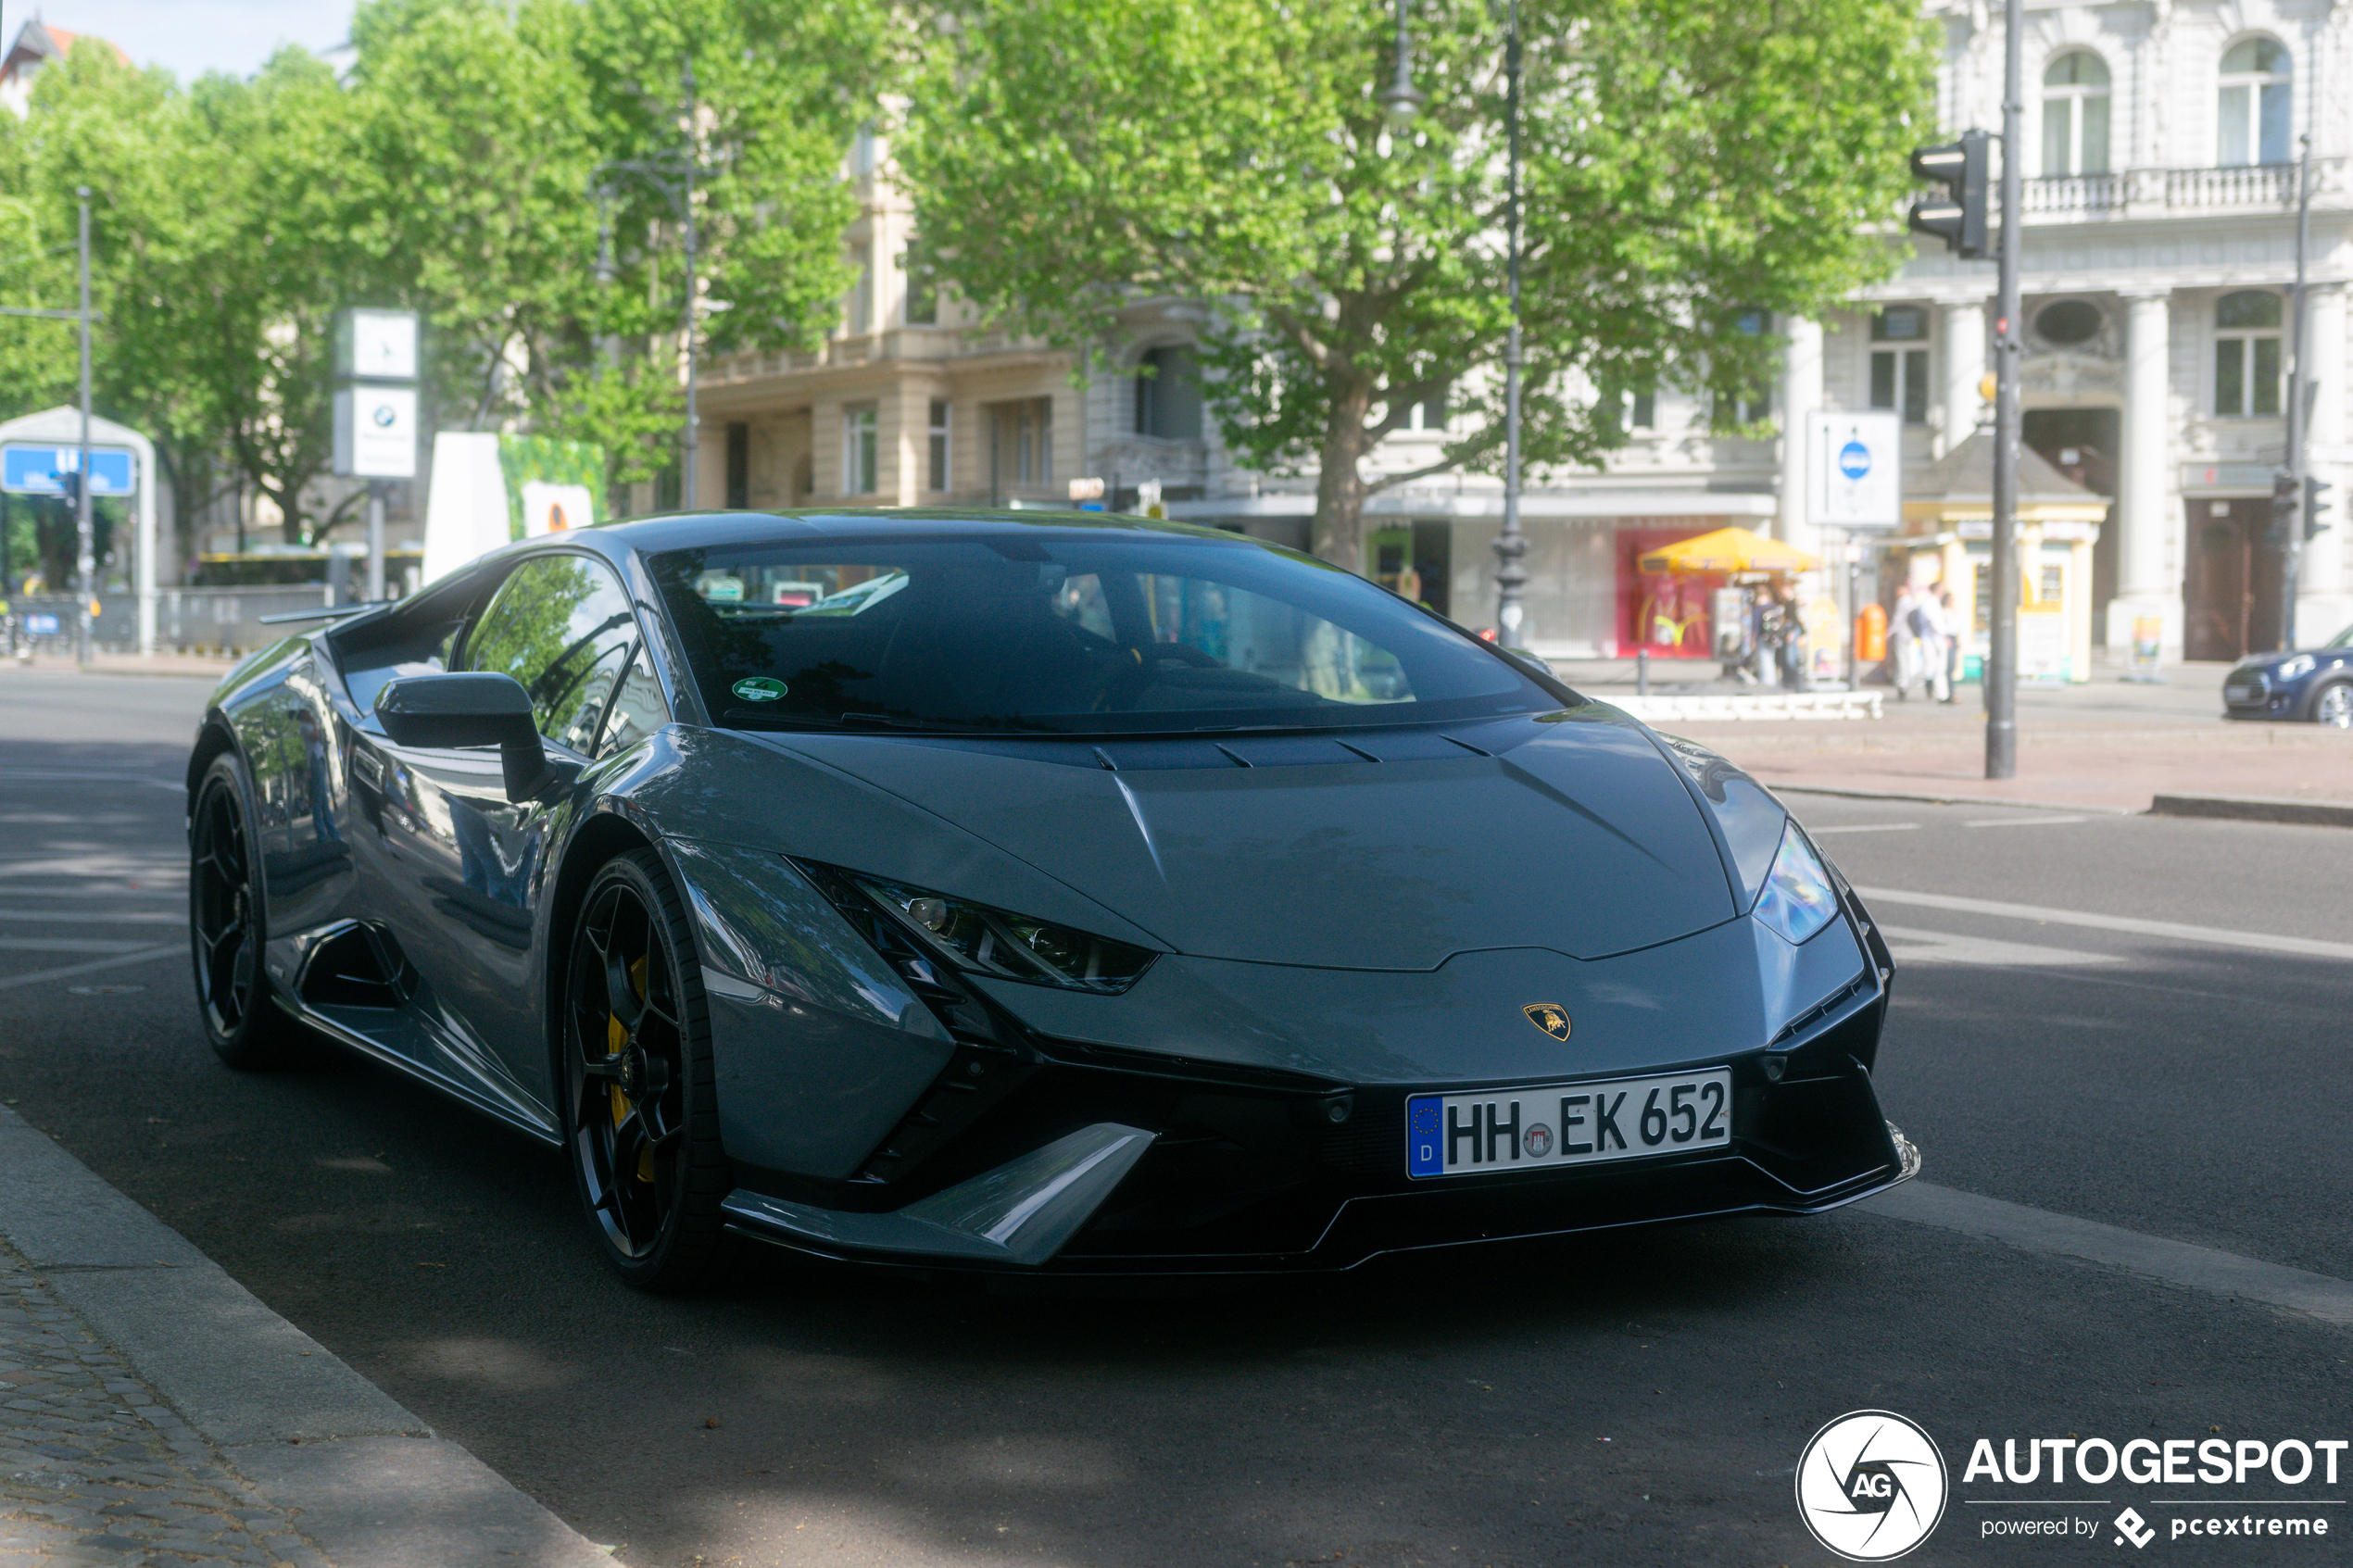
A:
<box><xmin>1</xmin><ymin>445</ymin><xmax>136</xmax><ymax>496</ymax></box>
<box><xmin>1837</xmin><ymin>440</ymin><xmax>1872</xmax><ymax>482</ymax></box>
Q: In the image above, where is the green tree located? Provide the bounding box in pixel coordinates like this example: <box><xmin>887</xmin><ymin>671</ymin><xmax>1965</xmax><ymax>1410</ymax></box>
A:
<box><xmin>342</xmin><ymin>0</ymin><xmax>895</xmax><ymax>504</ymax></box>
<box><xmin>900</xmin><ymin>0</ymin><xmax>1935</xmax><ymax>577</ymax></box>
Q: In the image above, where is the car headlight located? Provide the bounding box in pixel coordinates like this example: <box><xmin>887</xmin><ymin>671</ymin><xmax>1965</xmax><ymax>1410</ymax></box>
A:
<box><xmin>839</xmin><ymin>871</ymin><xmax>1156</xmax><ymax>994</ymax></box>
<box><xmin>1752</xmin><ymin>822</ymin><xmax>1839</xmax><ymax>945</ymax></box>
<box><xmin>2277</xmin><ymin>654</ymin><xmax>2316</xmax><ymax>681</ymax></box>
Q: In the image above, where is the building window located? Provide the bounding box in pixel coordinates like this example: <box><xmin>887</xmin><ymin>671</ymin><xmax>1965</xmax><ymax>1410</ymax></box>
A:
<box><xmin>842</xmin><ymin>403</ymin><xmax>878</xmax><ymax>495</ymax></box>
<box><xmin>1600</xmin><ymin>381</ymin><xmax>1655</xmax><ymax>433</ymax></box>
<box><xmin>2219</xmin><ymin>38</ymin><xmax>2291</xmax><ymax>167</ymax></box>
<box><xmin>850</xmin><ymin>123</ymin><xmax>876</xmax><ymax>177</ymax></box>
<box><xmin>904</xmin><ymin>254</ymin><xmax>937</xmax><ymax>325</ymax></box>
<box><xmin>2214</xmin><ymin>291</ymin><xmax>2283</xmax><ymax>417</ymax></box>
<box><xmin>991</xmin><ymin>397</ymin><xmax>1052</xmax><ymax>493</ymax></box>
<box><xmin>1715</xmin><ymin>310</ymin><xmax>1772</xmax><ymax>429</ymax></box>
<box><xmin>846</xmin><ymin>243</ymin><xmax>872</xmax><ymax>335</ymax></box>
<box><xmin>1400</xmin><ymin>385</ymin><xmax>1450</xmax><ymax>432</ymax></box>
<box><xmin>724</xmin><ymin>422</ymin><xmax>749</xmax><ymax>509</ymax></box>
<box><xmin>1869</xmin><ymin>307</ymin><xmax>1931</xmax><ymax>425</ymax></box>
<box><xmin>2033</xmin><ymin>299</ymin><xmax>2103</xmax><ymax>346</ymax></box>
<box><xmin>2041</xmin><ymin>50</ymin><xmax>2110</xmax><ymax>175</ymax></box>
<box><xmin>927</xmin><ymin>398</ymin><xmax>950</xmax><ymax>492</ymax></box>
<box><xmin>1134</xmin><ymin>346</ymin><xmax>1203</xmax><ymax>440</ymax></box>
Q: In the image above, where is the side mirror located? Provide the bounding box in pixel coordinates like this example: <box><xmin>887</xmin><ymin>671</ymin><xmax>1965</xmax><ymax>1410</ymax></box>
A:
<box><xmin>376</xmin><ymin>672</ymin><xmax>547</xmax><ymax>801</ymax></box>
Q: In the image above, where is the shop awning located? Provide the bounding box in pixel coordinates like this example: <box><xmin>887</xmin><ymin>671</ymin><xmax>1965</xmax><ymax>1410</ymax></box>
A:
<box><xmin>1638</xmin><ymin>526</ymin><xmax>1820</xmax><ymax>576</ymax></box>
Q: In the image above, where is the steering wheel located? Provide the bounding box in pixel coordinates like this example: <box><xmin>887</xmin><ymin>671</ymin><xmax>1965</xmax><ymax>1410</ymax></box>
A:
<box><xmin>1133</xmin><ymin>642</ymin><xmax>1222</xmax><ymax>668</ymax></box>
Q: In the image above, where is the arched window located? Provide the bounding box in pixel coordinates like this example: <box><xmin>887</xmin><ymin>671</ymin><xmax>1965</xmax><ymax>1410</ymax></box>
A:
<box><xmin>2218</xmin><ymin>38</ymin><xmax>2292</xmax><ymax>166</ymax></box>
<box><xmin>2042</xmin><ymin>51</ymin><xmax>2111</xmax><ymax>175</ymax></box>
<box><xmin>2214</xmin><ymin>291</ymin><xmax>2283</xmax><ymax>417</ymax></box>
<box><xmin>1134</xmin><ymin>346</ymin><xmax>1203</xmax><ymax>441</ymax></box>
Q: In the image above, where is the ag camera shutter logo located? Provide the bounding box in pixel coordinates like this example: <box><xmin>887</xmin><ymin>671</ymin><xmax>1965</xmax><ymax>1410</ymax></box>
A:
<box><xmin>1795</xmin><ymin>1410</ymin><xmax>1949</xmax><ymax>1561</ymax></box>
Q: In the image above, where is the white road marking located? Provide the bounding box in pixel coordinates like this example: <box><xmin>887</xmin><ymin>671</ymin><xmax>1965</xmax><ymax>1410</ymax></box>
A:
<box><xmin>1865</xmin><ymin>1182</ymin><xmax>2353</xmax><ymax>1329</ymax></box>
<box><xmin>0</xmin><ymin>855</ymin><xmax>184</xmax><ymax>880</ymax></box>
<box><xmin>0</xmin><ymin>909</ymin><xmax>182</xmax><ymax>924</ymax></box>
<box><xmin>1876</xmin><ymin>925</ymin><xmax>2118</xmax><ymax>967</ymax></box>
<box><xmin>0</xmin><ymin>944</ymin><xmax>178</xmax><ymax>992</ymax></box>
<box><xmin>0</xmin><ymin>937</ymin><xmax>164</xmax><ymax>955</ymax></box>
<box><xmin>1961</xmin><ymin>814</ymin><xmax>2089</xmax><ymax>829</ymax></box>
<box><xmin>1854</xmin><ymin>885</ymin><xmax>2353</xmax><ymax>962</ymax></box>
<box><xmin>0</xmin><ymin>769</ymin><xmax>181</xmax><ymax>792</ymax></box>
<box><xmin>1808</xmin><ymin>822</ymin><xmax>1920</xmax><ymax>835</ymax></box>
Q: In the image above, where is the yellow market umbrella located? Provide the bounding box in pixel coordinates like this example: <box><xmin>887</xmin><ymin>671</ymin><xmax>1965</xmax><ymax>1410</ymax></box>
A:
<box><xmin>1639</xmin><ymin>526</ymin><xmax>1820</xmax><ymax>577</ymax></box>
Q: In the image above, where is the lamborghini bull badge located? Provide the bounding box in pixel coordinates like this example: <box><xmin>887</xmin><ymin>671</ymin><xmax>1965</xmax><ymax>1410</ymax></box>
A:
<box><xmin>1523</xmin><ymin>1003</ymin><xmax>1572</xmax><ymax>1041</ymax></box>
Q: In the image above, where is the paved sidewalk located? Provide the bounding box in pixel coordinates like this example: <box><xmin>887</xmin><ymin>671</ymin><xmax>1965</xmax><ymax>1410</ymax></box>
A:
<box><xmin>0</xmin><ymin>1108</ymin><xmax>615</xmax><ymax>1568</ymax></box>
<box><xmin>1556</xmin><ymin>658</ymin><xmax>2353</xmax><ymax>813</ymax></box>
<box><xmin>0</xmin><ymin>1241</ymin><xmax>328</xmax><ymax>1566</ymax></box>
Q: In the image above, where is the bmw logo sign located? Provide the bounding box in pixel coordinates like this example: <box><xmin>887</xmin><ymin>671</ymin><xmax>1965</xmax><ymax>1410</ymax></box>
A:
<box><xmin>371</xmin><ymin>404</ymin><xmax>397</xmax><ymax>428</ymax></box>
<box><xmin>1838</xmin><ymin>440</ymin><xmax>1872</xmax><ymax>482</ymax></box>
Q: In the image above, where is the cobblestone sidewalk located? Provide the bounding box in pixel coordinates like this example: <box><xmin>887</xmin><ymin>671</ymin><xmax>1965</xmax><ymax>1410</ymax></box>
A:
<box><xmin>0</xmin><ymin>1241</ymin><xmax>326</xmax><ymax>1567</ymax></box>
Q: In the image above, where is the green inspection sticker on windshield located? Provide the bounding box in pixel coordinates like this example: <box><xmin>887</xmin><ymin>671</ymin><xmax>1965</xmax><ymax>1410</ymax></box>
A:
<box><xmin>732</xmin><ymin>676</ymin><xmax>788</xmax><ymax>703</ymax></box>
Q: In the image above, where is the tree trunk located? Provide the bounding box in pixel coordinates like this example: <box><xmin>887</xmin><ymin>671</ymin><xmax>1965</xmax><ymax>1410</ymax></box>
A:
<box><xmin>1311</xmin><ymin>383</ymin><xmax>1375</xmax><ymax>574</ymax></box>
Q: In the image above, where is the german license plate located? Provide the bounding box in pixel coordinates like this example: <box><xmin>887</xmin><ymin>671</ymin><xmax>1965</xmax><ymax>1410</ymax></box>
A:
<box><xmin>1405</xmin><ymin>1069</ymin><xmax>1731</xmax><ymax>1178</ymax></box>
<box><xmin>2224</xmin><ymin>684</ymin><xmax>2256</xmax><ymax>705</ymax></box>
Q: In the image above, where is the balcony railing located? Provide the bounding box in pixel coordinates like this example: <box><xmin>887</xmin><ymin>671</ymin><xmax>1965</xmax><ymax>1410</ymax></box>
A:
<box><xmin>2162</xmin><ymin>163</ymin><xmax>2296</xmax><ymax>208</ymax></box>
<box><xmin>2023</xmin><ymin>172</ymin><xmax>2120</xmax><ymax>213</ymax></box>
<box><xmin>2009</xmin><ymin>160</ymin><xmax>2334</xmax><ymax>221</ymax></box>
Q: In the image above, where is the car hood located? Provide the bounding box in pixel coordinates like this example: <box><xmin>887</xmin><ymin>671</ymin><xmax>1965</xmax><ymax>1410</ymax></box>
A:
<box><xmin>734</xmin><ymin>711</ymin><xmax>1741</xmax><ymax>970</ymax></box>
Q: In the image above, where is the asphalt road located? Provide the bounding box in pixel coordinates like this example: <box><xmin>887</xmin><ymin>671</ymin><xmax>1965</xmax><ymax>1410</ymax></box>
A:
<box><xmin>4</xmin><ymin>669</ymin><xmax>2350</xmax><ymax>1568</ymax></box>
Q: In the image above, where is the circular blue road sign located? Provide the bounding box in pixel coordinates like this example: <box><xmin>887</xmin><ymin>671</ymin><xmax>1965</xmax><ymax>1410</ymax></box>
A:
<box><xmin>1838</xmin><ymin>440</ymin><xmax>1872</xmax><ymax>482</ymax></box>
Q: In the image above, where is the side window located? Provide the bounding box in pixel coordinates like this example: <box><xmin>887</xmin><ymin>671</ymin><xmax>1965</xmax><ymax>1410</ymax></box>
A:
<box><xmin>597</xmin><ymin>646</ymin><xmax>669</xmax><ymax>758</ymax></box>
<box><xmin>462</xmin><ymin>556</ymin><xmax>641</xmax><ymax>753</ymax></box>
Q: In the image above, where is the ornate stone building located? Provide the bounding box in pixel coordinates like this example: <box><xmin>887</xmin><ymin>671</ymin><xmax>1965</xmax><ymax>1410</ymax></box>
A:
<box><xmin>675</xmin><ymin>0</ymin><xmax>2351</xmax><ymax>664</ymax></box>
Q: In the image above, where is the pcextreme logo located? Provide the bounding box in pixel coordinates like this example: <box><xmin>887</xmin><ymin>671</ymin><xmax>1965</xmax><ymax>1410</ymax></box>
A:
<box><xmin>1795</xmin><ymin>1410</ymin><xmax>1951</xmax><ymax>1562</ymax></box>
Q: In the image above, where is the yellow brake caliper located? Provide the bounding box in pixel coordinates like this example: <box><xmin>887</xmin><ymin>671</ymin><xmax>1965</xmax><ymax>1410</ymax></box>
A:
<box><xmin>609</xmin><ymin>955</ymin><xmax>655</xmax><ymax>1183</ymax></box>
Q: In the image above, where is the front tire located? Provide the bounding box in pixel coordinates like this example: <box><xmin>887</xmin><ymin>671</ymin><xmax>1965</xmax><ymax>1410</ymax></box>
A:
<box><xmin>189</xmin><ymin>753</ymin><xmax>304</xmax><ymax>1069</ymax></box>
<box><xmin>561</xmin><ymin>848</ymin><xmax>731</xmax><ymax>1292</ymax></box>
<box><xmin>2311</xmin><ymin>680</ymin><xmax>2352</xmax><ymax>730</ymax></box>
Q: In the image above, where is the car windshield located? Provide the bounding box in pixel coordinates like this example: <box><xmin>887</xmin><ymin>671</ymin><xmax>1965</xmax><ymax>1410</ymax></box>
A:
<box><xmin>646</xmin><ymin>529</ymin><xmax>1554</xmax><ymax>736</ymax></box>
<box><xmin>2326</xmin><ymin>623</ymin><xmax>2353</xmax><ymax>650</ymax></box>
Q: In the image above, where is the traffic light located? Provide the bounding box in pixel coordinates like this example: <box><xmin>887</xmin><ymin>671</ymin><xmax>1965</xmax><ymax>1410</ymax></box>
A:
<box><xmin>2270</xmin><ymin>472</ymin><xmax>2299</xmax><ymax>548</ymax></box>
<box><xmin>2307</xmin><ymin>474</ymin><xmax>2334</xmax><ymax>542</ymax></box>
<box><xmin>1908</xmin><ymin>131</ymin><xmax>1992</xmax><ymax>259</ymax></box>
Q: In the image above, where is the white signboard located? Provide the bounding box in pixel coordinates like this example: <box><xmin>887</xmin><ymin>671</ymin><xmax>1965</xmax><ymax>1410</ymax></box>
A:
<box><xmin>1806</xmin><ymin>410</ymin><xmax>1902</xmax><ymax>531</ymax></box>
<box><xmin>333</xmin><ymin>385</ymin><xmax>419</xmax><ymax>479</ymax></box>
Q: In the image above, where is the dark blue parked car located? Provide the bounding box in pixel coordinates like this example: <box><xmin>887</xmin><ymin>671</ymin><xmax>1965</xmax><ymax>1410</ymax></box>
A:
<box><xmin>2222</xmin><ymin>624</ymin><xmax>2353</xmax><ymax>727</ymax></box>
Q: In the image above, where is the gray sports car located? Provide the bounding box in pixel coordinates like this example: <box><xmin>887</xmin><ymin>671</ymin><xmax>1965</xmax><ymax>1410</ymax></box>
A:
<box><xmin>187</xmin><ymin>510</ymin><xmax>1915</xmax><ymax>1290</ymax></box>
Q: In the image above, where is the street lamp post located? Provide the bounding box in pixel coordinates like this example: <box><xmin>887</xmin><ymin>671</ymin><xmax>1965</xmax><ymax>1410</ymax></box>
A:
<box><xmin>1383</xmin><ymin>0</ymin><xmax>1527</xmax><ymax>645</ymax></box>
<box><xmin>594</xmin><ymin>60</ymin><xmax>707</xmax><ymax>511</ymax></box>
<box><xmin>1985</xmin><ymin>0</ymin><xmax>2023</xmax><ymax>780</ymax></box>
<box><xmin>75</xmin><ymin>186</ymin><xmax>94</xmax><ymax>670</ymax></box>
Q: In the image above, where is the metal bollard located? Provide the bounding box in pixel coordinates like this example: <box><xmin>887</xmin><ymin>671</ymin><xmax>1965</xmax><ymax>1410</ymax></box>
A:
<box><xmin>1636</xmin><ymin>646</ymin><xmax>1650</xmax><ymax>696</ymax></box>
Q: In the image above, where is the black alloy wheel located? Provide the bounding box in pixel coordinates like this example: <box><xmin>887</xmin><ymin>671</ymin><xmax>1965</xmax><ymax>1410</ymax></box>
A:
<box><xmin>563</xmin><ymin>848</ymin><xmax>729</xmax><ymax>1291</ymax></box>
<box><xmin>190</xmin><ymin>754</ymin><xmax>301</xmax><ymax>1068</ymax></box>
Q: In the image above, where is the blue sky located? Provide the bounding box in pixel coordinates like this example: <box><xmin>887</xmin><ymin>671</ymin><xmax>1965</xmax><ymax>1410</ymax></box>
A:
<box><xmin>6</xmin><ymin>1</ymin><xmax>359</xmax><ymax>82</ymax></box>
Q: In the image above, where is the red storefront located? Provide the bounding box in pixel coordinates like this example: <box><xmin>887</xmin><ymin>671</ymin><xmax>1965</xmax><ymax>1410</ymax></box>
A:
<box><xmin>1613</xmin><ymin>522</ymin><xmax>1732</xmax><ymax>659</ymax></box>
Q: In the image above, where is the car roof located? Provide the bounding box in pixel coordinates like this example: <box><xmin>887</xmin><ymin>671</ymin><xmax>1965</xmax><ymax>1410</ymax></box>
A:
<box><xmin>569</xmin><ymin>507</ymin><xmax>1261</xmax><ymax>564</ymax></box>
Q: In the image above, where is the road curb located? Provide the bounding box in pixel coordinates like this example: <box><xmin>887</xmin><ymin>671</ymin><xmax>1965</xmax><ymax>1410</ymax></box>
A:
<box><xmin>1767</xmin><ymin>783</ymin><xmax>2141</xmax><ymax>815</ymax></box>
<box><xmin>2147</xmin><ymin>792</ymin><xmax>2353</xmax><ymax>828</ymax></box>
<box><xmin>0</xmin><ymin>1107</ymin><xmax>615</xmax><ymax>1568</ymax></box>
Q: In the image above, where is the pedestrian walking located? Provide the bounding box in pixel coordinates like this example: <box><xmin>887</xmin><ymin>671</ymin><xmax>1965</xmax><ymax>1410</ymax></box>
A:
<box><xmin>1939</xmin><ymin>584</ymin><xmax>1963</xmax><ymax>695</ymax></box>
<box><xmin>1916</xmin><ymin>581</ymin><xmax>1953</xmax><ymax>703</ymax></box>
<box><xmin>1889</xmin><ymin>581</ymin><xmax>1920</xmax><ymax>699</ymax></box>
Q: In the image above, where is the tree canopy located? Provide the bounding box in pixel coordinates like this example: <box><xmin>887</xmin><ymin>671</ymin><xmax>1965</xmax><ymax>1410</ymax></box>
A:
<box><xmin>0</xmin><ymin>0</ymin><xmax>892</xmax><ymax>555</ymax></box>
<box><xmin>900</xmin><ymin>0</ymin><xmax>1937</xmax><ymax>579</ymax></box>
